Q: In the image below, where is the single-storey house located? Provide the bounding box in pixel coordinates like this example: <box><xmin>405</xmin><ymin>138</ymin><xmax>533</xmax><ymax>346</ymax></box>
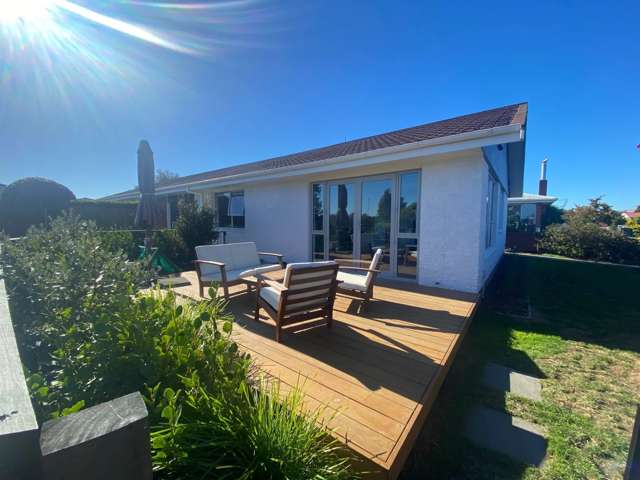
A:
<box><xmin>106</xmin><ymin>103</ymin><xmax>528</xmax><ymax>293</ymax></box>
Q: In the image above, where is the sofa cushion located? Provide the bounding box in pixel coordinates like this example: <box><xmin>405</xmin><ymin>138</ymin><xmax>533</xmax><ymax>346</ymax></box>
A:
<box><xmin>195</xmin><ymin>244</ymin><xmax>233</xmax><ymax>277</ymax></box>
<box><xmin>336</xmin><ymin>271</ymin><xmax>368</xmax><ymax>292</ymax></box>
<box><xmin>230</xmin><ymin>242</ymin><xmax>260</xmax><ymax>270</ymax></box>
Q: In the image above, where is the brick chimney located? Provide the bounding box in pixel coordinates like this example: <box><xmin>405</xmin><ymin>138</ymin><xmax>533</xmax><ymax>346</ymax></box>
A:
<box><xmin>538</xmin><ymin>158</ymin><xmax>548</xmax><ymax>195</ymax></box>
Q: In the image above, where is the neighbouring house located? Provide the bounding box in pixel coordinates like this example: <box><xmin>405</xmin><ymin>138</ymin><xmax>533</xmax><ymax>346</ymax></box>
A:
<box><xmin>506</xmin><ymin>158</ymin><xmax>557</xmax><ymax>252</ymax></box>
<box><xmin>622</xmin><ymin>210</ymin><xmax>640</xmax><ymax>221</ymax></box>
<box><xmin>105</xmin><ymin>103</ymin><xmax>528</xmax><ymax>293</ymax></box>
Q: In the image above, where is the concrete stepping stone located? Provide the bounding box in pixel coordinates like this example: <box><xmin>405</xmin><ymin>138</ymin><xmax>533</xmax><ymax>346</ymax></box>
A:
<box><xmin>483</xmin><ymin>362</ymin><xmax>542</xmax><ymax>401</ymax></box>
<box><xmin>465</xmin><ymin>406</ymin><xmax>547</xmax><ymax>466</ymax></box>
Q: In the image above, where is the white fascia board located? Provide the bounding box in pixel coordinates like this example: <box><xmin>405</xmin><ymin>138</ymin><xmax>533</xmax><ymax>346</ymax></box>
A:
<box><xmin>107</xmin><ymin>123</ymin><xmax>523</xmax><ymax>199</ymax></box>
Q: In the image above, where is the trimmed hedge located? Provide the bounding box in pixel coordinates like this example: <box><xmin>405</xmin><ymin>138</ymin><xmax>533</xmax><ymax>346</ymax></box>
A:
<box><xmin>0</xmin><ymin>177</ymin><xmax>75</xmax><ymax>236</ymax></box>
<box><xmin>69</xmin><ymin>199</ymin><xmax>140</xmax><ymax>228</ymax></box>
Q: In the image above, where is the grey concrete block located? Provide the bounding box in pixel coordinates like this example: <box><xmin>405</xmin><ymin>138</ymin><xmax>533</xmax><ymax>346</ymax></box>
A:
<box><xmin>483</xmin><ymin>362</ymin><xmax>542</xmax><ymax>401</ymax></box>
<box><xmin>40</xmin><ymin>392</ymin><xmax>152</xmax><ymax>480</ymax></box>
<box><xmin>465</xmin><ymin>406</ymin><xmax>547</xmax><ymax>466</ymax></box>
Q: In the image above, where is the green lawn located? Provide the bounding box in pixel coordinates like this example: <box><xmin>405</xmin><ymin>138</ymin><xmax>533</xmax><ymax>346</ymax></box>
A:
<box><xmin>400</xmin><ymin>253</ymin><xmax>640</xmax><ymax>480</ymax></box>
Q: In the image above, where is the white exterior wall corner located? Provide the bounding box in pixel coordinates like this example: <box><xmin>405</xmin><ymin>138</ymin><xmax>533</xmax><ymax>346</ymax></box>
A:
<box><xmin>418</xmin><ymin>151</ymin><xmax>485</xmax><ymax>293</ymax></box>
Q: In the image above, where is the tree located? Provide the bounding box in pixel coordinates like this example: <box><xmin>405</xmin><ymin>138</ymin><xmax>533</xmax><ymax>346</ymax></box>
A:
<box><xmin>0</xmin><ymin>177</ymin><xmax>75</xmax><ymax>237</ymax></box>
<box><xmin>174</xmin><ymin>196</ymin><xmax>214</xmax><ymax>259</ymax></box>
<box><xmin>541</xmin><ymin>205</ymin><xmax>564</xmax><ymax>227</ymax></box>
<box><xmin>563</xmin><ymin>197</ymin><xmax>624</xmax><ymax>227</ymax></box>
<box><xmin>155</xmin><ymin>169</ymin><xmax>180</xmax><ymax>186</ymax></box>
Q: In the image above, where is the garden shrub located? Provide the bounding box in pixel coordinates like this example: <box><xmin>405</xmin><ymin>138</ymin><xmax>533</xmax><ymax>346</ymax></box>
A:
<box><xmin>154</xmin><ymin>228</ymin><xmax>191</xmax><ymax>269</ymax></box>
<box><xmin>175</xmin><ymin>197</ymin><xmax>214</xmax><ymax>260</ymax></box>
<box><xmin>98</xmin><ymin>229</ymin><xmax>141</xmax><ymax>260</ymax></box>
<box><xmin>538</xmin><ymin>222</ymin><xmax>640</xmax><ymax>264</ymax></box>
<box><xmin>0</xmin><ymin>177</ymin><xmax>76</xmax><ymax>237</ymax></box>
<box><xmin>69</xmin><ymin>198</ymin><xmax>138</xmax><ymax>228</ymax></box>
<box><xmin>1</xmin><ymin>213</ymin><xmax>153</xmax><ymax>370</ymax></box>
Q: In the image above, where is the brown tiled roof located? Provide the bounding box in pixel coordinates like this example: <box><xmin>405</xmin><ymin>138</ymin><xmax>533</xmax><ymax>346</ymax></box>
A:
<box><xmin>110</xmin><ymin>102</ymin><xmax>527</xmax><ymax>197</ymax></box>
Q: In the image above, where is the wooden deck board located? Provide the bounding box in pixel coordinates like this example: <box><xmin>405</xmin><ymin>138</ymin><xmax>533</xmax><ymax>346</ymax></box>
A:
<box><xmin>171</xmin><ymin>271</ymin><xmax>477</xmax><ymax>479</ymax></box>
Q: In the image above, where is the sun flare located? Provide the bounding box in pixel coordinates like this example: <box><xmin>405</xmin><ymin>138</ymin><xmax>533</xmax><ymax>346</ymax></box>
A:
<box><xmin>0</xmin><ymin>0</ymin><xmax>55</xmax><ymax>23</ymax></box>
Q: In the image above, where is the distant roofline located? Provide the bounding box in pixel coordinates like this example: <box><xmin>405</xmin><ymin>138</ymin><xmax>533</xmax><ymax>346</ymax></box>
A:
<box><xmin>104</xmin><ymin>102</ymin><xmax>527</xmax><ymax>200</ymax></box>
<box><xmin>508</xmin><ymin>193</ymin><xmax>557</xmax><ymax>205</ymax></box>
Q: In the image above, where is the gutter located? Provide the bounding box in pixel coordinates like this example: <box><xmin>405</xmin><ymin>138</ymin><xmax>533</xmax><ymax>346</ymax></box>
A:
<box><xmin>105</xmin><ymin>122</ymin><xmax>524</xmax><ymax>200</ymax></box>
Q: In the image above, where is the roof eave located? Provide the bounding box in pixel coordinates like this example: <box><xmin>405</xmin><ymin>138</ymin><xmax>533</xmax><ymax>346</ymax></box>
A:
<box><xmin>105</xmin><ymin>122</ymin><xmax>525</xmax><ymax>201</ymax></box>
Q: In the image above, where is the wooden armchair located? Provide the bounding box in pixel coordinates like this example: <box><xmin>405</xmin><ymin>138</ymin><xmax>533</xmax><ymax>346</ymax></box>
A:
<box><xmin>335</xmin><ymin>248</ymin><xmax>382</xmax><ymax>310</ymax></box>
<box><xmin>254</xmin><ymin>261</ymin><xmax>339</xmax><ymax>342</ymax></box>
<box><xmin>194</xmin><ymin>242</ymin><xmax>284</xmax><ymax>298</ymax></box>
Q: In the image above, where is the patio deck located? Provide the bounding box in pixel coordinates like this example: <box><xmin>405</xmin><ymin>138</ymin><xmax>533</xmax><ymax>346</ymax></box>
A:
<box><xmin>172</xmin><ymin>271</ymin><xmax>478</xmax><ymax>479</ymax></box>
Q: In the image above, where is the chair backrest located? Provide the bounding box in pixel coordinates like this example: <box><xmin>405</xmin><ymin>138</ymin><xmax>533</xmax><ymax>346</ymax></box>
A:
<box><xmin>281</xmin><ymin>261</ymin><xmax>338</xmax><ymax>315</ymax></box>
<box><xmin>195</xmin><ymin>242</ymin><xmax>259</xmax><ymax>276</ymax></box>
<box><xmin>365</xmin><ymin>249</ymin><xmax>383</xmax><ymax>287</ymax></box>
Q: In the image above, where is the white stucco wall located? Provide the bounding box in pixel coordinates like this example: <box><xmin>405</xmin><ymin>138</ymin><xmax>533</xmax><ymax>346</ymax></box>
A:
<box><xmin>212</xmin><ymin>179</ymin><xmax>311</xmax><ymax>263</ymax></box>
<box><xmin>418</xmin><ymin>152</ymin><xmax>485</xmax><ymax>293</ymax></box>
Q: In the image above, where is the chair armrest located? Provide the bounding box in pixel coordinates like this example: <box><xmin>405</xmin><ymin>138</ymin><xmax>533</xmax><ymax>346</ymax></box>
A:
<box><xmin>335</xmin><ymin>258</ymin><xmax>371</xmax><ymax>266</ymax></box>
<box><xmin>194</xmin><ymin>259</ymin><xmax>225</xmax><ymax>268</ymax></box>
<box><xmin>193</xmin><ymin>260</ymin><xmax>226</xmax><ymax>282</ymax></box>
<box><xmin>338</xmin><ymin>266</ymin><xmax>381</xmax><ymax>274</ymax></box>
<box><xmin>257</xmin><ymin>252</ymin><xmax>284</xmax><ymax>266</ymax></box>
<box><xmin>257</xmin><ymin>251</ymin><xmax>283</xmax><ymax>258</ymax></box>
<box><xmin>255</xmin><ymin>274</ymin><xmax>288</xmax><ymax>292</ymax></box>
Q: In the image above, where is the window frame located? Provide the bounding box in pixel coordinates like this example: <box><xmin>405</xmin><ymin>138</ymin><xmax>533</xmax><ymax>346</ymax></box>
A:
<box><xmin>214</xmin><ymin>190</ymin><xmax>245</xmax><ymax>229</ymax></box>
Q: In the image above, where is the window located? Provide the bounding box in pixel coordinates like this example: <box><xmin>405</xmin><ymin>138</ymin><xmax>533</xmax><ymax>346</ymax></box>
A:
<box><xmin>485</xmin><ymin>174</ymin><xmax>499</xmax><ymax>248</ymax></box>
<box><xmin>311</xmin><ymin>183</ymin><xmax>325</xmax><ymax>260</ymax></box>
<box><xmin>215</xmin><ymin>191</ymin><xmax>245</xmax><ymax>228</ymax></box>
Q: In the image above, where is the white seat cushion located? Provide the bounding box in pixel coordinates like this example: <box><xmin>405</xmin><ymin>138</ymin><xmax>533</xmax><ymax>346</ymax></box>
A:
<box><xmin>336</xmin><ymin>271</ymin><xmax>368</xmax><ymax>292</ymax></box>
<box><xmin>201</xmin><ymin>268</ymin><xmax>246</xmax><ymax>283</ymax></box>
<box><xmin>259</xmin><ymin>285</ymin><xmax>281</xmax><ymax>310</ymax></box>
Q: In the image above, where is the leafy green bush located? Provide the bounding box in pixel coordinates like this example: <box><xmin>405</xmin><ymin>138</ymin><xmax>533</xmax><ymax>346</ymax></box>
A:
<box><xmin>98</xmin><ymin>229</ymin><xmax>141</xmax><ymax>260</ymax></box>
<box><xmin>538</xmin><ymin>222</ymin><xmax>640</xmax><ymax>264</ymax></box>
<box><xmin>175</xmin><ymin>197</ymin><xmax>214</xmax><ymax>260</ymax></box>
<box><xmin>69</xmin><ymin>199</ymin><xmax>138</xmax><ymax>228</ymax></box>
<box><xmin>0</xmin><ymin>177</ymin><xmax>76</xmax><ymax>237</ymax></box>
<box><xmin>1</xmin><ymin>214</ymin><xmax>153</xmax><ymax>369</ymax></box>
<box><xmin>28</xmin><ymin>288</ymin><xmax>248</xmax><ymax>420</ymax></box>
<box><xmin>154</xmin><ymin>229</ymin><xmax>190</xmax><ymax>269</ymax></box>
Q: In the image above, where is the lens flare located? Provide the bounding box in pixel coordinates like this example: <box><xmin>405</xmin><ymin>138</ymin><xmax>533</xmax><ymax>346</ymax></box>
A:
<box><xmin>0</xmin><ymin>0</ymin><xmax>277</xmax><ymax>117</ymax></box>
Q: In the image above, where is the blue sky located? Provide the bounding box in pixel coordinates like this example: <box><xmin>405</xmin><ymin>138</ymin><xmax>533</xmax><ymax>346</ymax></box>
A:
<box><xmin>1</xmin><ymin>0</ymin><xmax>639</xmax><ymax>209</ymax></box>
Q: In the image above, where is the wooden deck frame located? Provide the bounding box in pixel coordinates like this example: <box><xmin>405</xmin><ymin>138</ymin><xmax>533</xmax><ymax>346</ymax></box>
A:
<box><xmin>171</xmin><ymin>271</ymin><xmax>478</xmax><ymax>479</ymax></box>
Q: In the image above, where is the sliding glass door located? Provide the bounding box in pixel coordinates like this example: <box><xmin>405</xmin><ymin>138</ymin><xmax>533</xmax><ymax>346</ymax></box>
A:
<box><xmin>311</xmin><ymin>171</ymin><xmax>420</xmax><ymax>280</ymax></box>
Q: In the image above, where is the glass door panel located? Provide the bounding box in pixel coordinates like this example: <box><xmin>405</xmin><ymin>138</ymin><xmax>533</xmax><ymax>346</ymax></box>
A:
<box><xmin>329</xmin><ymin>183</ymin><xmax>354</xmax><ymax>261</ymax></box>
<box><xmin>397</xmin><ymin>238</ymin><xmax>418</xmax><ymax>278</ymax></box>
<box><xmin>360</xmin><ymin>178</ymin><xmax>391</xmax><ymax>271</ymax></box>
<box><xmin>398</xmin><ymin>172</ymin><xmax>419</xmax><ymax>234</ymax></box>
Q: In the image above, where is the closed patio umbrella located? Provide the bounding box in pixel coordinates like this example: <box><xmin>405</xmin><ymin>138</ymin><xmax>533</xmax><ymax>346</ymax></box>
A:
<box><xmin>134</xmin><ymin>140</ymin><xmax>161</xmax><ymax>250</ymax></box>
